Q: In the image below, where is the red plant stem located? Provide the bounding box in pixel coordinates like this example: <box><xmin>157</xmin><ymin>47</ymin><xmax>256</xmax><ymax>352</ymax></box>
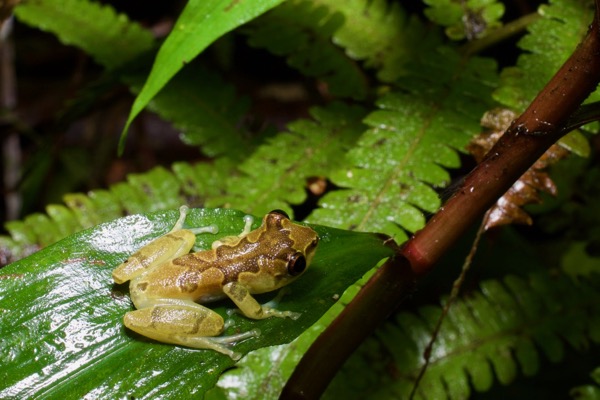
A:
<box><xmin>280</xmin><ymin>255</ymin><xmax>416</xmax><ymax>400</ymax></box>
<box><xmin>282</xmin><ymin>3</ymin><xmax>600</xmax><ymax>399</ymax></box>
<box><xmin>404</xmin><ymin>9</ymin><xmax>600</xmax><ymax>275</ymax></box>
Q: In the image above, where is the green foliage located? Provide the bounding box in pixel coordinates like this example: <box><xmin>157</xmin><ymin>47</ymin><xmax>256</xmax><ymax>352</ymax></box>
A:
<box><xmin>0</xmin><ymin>164</ymin><xmax>231</xmax><ymax>262</ymax></box>
<box><xmin>424</xmin><ymin>0</ymin><xmax>505</xmax><ymax>40</ymax></box>
<box><xmin>128</xmin><ymin>65</ymin><xmax>253</xmax><ymax>158</ymax></box>
<box><xmin>326</xmin><ymin>272</ymin><xmax>600</xmax><ymax>399</ymax></box>
<box><xmin>221</xmin><ymin>102</ymin><xmax>368</xmax><ymax>215</ymax></box>
<box><xmin>13</xmin><ymin>0</ymin><xmax>154</xmax><ymax>69</ymax></box>
<box><xmin>245</xmin><ymin>0</ymin><xmax>368</xmax><ymax>99</ymax></box>
<box><xmin>314</xmin><ymin>0</ymin><xmax>430</xmax><ymax>82</ymax></box>
<box><xmin>4</xmin><ymin>0</ymin><xmax>600</xmax><ymax>398</ymax></box>
<box><xmin>494</xmin><ymin>0</ymin><xmax>600</xmax><ymax>111</ymax></box>
<box><xmin>571</xmin><ymin>367</ymin><xmax>600</xmax><ymax>399</ymax></box>
<box><xmin>311</xmin><ymin>48</ymin><xmax>498</xmax><ymax>242</ymax></box>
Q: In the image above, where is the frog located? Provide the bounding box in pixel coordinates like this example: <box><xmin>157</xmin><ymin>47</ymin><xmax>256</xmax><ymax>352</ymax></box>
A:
<box><xmin>112</xmin><ymin>206</ymin><xmax>319</xmax><ymax>360</ymax></box>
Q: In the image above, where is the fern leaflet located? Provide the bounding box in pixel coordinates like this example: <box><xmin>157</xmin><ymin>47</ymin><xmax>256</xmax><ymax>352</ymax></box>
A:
<box><xmin>423</xmin><ymin>0</ymin><xmax>505</xmax><ymax>40</ymax></box>
<box><xmin>15</xmin><ymin>0</ymin><xmax>252</xmax><ymax>159</ymax></box>
<box><xmin>14</xmin><ymin>0</ymin><xmax>153</xmax><ymax>70</ymax></box>
<box><xmin>571</xmin><ymin>367</ymin><xmax>600</xmax><ymax>399</ymax></box>
<box><xmin>125</xmin><ymin>64</ymin><xmax>253</xmax><ymax>158</ymax></box>
<box><xmin>313</xmin><ymin>0</ymin><xmax>437</xmax><ymax>82</ymax></box>
<box><xmin>494</xmin><ymin>0</ymin><xmax>600</xmax><ymax>111</ymax></box>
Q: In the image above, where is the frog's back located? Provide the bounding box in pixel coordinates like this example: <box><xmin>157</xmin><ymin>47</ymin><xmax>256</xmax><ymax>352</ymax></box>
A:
<box><xmin>130</xmin><ymin>252</ymin><xmax>228</xmax><ymax>305</ymax></box>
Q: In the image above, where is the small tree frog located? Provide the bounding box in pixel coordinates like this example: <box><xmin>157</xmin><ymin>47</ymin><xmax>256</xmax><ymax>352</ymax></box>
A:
<box><xmin>112</xmin><ymin>206</ymin><xmax>319</xmax><ymax>360</ymax></box>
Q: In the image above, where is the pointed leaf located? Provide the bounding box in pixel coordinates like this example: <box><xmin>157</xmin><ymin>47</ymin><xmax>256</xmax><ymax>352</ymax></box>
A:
<box><xmin>121</xmin><ymin>0</ymin><xmax>284</xmax><ymax>152</ymax></box>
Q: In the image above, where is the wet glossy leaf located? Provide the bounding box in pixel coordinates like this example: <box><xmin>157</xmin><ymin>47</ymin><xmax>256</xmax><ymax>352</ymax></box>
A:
<box><xmin>0</xmin><ymin>208</ymin><xmax>393</xmax><ymax>399</ymax></box>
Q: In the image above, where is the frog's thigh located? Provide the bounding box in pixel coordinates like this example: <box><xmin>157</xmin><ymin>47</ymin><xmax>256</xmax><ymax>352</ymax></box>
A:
<box><xmin>124</xmin><ymin>300</ymin><xmax>257</xmax><ymax>359</ymax></box>
<box><xmin>124</xmin><ymin>301</ymin><xmax>225</xmax><ymax>342</ymax></box>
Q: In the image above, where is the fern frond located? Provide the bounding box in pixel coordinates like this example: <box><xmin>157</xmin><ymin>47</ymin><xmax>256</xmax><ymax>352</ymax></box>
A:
<box><xmin>127</xmin><ymin>65</ymin><xmax>252</xmax><ymax>158</ymax></box>
<box><xmin>310</xmin><ymin>48</ymin><xmax>498</xmax><ymax>241</ymax></box>
<box><xmin>0</xmin><ymin>162</ymin><xmax>234</xmax><ymax>264</ymax></box>
<box><xmin>494</xmin><ymin>0</ymin><xmax>599</xmax><ymax>111</ymax></box>
<box><xmin>244</xmin><ymin>0</ymin><xmax>368</xmax><ymax>99</ymax></box>
<box><xmin>325</xmin><ymin>272</ymin><xmax>600</xmax><ymax>399</ymax></box>
<box><xmin>14</xmin><ymin>0</ymin><xmax>153</xmax><ymax>70</ymax></box>
<box><xmin>314</xmin><ymin>0</ymin><xmax>437</xmax><ymax>82</ymax></box>
<box><xmin>423</xmin><ymin>0</ymin><xmax>505</xmax><ymax>40</ymax></box>
<box><xmin>221</xmin><ymin>102</ymin><xmax>367</xmax><ymax>216</ymax></box>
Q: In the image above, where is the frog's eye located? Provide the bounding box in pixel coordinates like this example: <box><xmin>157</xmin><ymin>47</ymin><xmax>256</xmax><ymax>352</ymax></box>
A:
<box><xmin>269</xmin><ymin>209</ymin><xmax>290</xmax><ymax>219</ymax></box>
<box><xmin>287</xmin><ymin>252</ymin><xmax>307</xmax><ymax>276</ymax></box>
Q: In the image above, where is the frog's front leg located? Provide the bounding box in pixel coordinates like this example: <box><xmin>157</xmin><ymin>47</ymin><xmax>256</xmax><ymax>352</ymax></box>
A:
<box><xmin>223</xmin><ymin>282</ymin><xmax>301</xmax><ymax>320</ymax></box>
<box><xmin>123</xmin><ymin>298</ymin><xmax>259</xmax><ymax>360</ymax></box>
<box><xmin>113</xmin><ymin>206</ymin><xmax>217</xmax><ymax>284</ymax></box>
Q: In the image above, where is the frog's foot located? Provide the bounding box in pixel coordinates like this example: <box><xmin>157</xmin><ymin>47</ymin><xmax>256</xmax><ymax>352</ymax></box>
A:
<box><xmin>123</xmin><ymin>299</ymin><xmax>254</xmax><ymax>360</ymax></box>
<box><xmin>174</xmin><ymin>329</ymin><xmax>260</xmax><ymax>360</ymax></box>
<box><xmin>173</xmin><ymin>205</ymin><xmax>219</xmax><ymax>236</ymax></box>
<box><xmin>240</xmin><ymin>215</ymin><xmax>254</xmax><ymax>236</ymax></box>
<box><xmin>260</xmin><ymin>288</ymin><xmax>301</xmax><ymax>320</ymax></box>
<box><xmin>259</xmin><ymin>307</ymin><xmax>301</xmax><ymax>320</ymax></box>
<box><xmin>227</xmin><ymin>305</ymin><xmax>301</xmax><ymax>320</ymax></box>
<box><xmin>211</xmin><ymin>214</ymin><xmax>254</xmax><ymax>249</ymax></box>
<box><xmin>224</xmin><ymin>282</ymin><xmax>302</xmax><ymax>320</ymax></box>
<box><xmin>190</xmin><ymin>224</ymin><xmax>219</xmax><ymax>235</ymax></box>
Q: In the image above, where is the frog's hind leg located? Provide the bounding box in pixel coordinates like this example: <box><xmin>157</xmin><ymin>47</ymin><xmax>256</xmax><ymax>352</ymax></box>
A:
<box><xmin>124</xmin><ymin>299</ymin><xmax>258</xmax><ymax>360</ymax></box>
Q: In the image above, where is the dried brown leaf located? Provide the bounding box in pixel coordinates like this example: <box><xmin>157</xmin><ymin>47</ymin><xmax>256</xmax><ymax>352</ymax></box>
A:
<box><xmin>467</xmin><ymin>108</ymin><xmax>570</xmax><ymax>230</ymax></box>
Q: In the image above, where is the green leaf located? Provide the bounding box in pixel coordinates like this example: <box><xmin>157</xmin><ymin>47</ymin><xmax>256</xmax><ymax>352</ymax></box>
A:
<box><xmin>561</xmin><ymin>241</ymin><xmax>600</xmax><ymax>278</ymax></box>
<box><xmin>311</xmin><ymin>48</ymin><xmax>498</xmax><ymax>242</ymax></box>
<box><xmin>121</xmin><ymin>0</ymin><xmax>285</xmax><ymax>152</ymax></box>
<box><xmin>0</xmin><ymin>208</ymin><xmax>393</xmax><ymax>398</ymax></box>
<box><xmin>14</xmin><ymin>0</ymin><xmax>154</xmax><ymax>70</ymax></box>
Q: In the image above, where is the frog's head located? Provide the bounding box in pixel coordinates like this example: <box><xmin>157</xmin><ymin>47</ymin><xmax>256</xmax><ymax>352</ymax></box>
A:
<box><xmin>247</xmin><ymin>210</ymin><xmax>319</xmax><ymax>292</ymax></box>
